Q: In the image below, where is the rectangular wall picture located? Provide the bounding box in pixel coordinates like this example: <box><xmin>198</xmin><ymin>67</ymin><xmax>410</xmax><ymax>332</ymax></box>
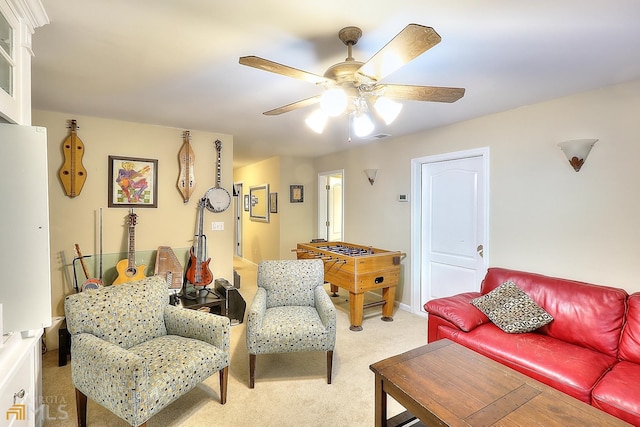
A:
<box><xmin>108</xmin><ymin>155</ymin><xmax>158</xmax><ymax>208</ymax></box>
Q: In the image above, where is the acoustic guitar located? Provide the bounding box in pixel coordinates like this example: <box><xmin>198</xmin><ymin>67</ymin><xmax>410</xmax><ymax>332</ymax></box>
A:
<box><xmin>113</xmin><ymin>209</ymin><xmax>147</xmax><ymax>285</ymax></box>
<box><xmin>185</xmin><ymin>198</ymin><xmax>213</xmax><ymax>287</ymax></box>
<box><xmin>74</xmin><ymin>243</ymin><xmax>102</xmax><ymax>291</ymax></box>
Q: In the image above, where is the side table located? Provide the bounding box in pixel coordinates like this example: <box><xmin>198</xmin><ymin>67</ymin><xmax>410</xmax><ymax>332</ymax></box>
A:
<box><xmin>59</xmin><ymin>319</ymin><xmax>71</xmax><ymax>367</ymax></box>
<box><xmin>179</xmin><ymin>290</ymin><xmax>226</xmax><ymax>316</ymax></box>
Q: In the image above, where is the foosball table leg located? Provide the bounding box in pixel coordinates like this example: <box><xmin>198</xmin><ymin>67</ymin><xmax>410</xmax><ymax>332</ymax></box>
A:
<box><xmin>349</xmin><ymin>292</ymin><xmax>364</xmax><ymax>331</ymax></box>
<box><xmin>330</xmin><ymin>283</ymin><xmax>339</xmax><ymax>297</ymax></box>
<box><xmin>381</xmin><ymin>286</ymin><xmax>396</xmax><ymax>322</ymax></box>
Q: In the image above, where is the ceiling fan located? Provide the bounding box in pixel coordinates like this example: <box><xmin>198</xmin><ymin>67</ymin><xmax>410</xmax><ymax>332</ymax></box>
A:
<box><xmin>239</xmin><ymin>24</ymin><xmax>465</xmax><ymax>136</ymax></box>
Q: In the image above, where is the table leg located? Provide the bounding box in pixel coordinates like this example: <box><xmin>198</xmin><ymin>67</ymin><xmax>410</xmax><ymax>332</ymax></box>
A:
<box><xmin>374</xmin><ymin>373</ymin><xmax>387</xmax><ymax>427</ymax></box>
<box><xmin>349</xmin><ymin>291</ymin><xmax>364</xmax><ymax>331</ymax></box>
<box><xmin>381</xmin><ymin>286</ymin><xmax>396</xmax><ymax>321</ymax></box>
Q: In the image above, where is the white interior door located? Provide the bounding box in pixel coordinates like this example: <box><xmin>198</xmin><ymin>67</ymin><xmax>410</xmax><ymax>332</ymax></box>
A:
<box><xmin>233</xmin><ymin>183</ymin><xmax>242</xmax><ymax>257</ymax></box>
<box><xmin>411</xmin><ymin>148</ymin><xmax>489</xmax><ymax>314</ymax></box>
<box><xmin>318</xmin><ymin>170</ymin><xmax>343</xmax><ymax>241</ymax></box>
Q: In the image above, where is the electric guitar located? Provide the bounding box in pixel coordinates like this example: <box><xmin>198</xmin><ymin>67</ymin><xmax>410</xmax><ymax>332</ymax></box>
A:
<box><xmin>185</xmin><ymin>198</ymin><xmax>213</xmax><ymax>287</ymax></box>
<box><xmin>113</xmin><ymin>209</ymin><xmax>147</xmax><ymax>285</ymax></box>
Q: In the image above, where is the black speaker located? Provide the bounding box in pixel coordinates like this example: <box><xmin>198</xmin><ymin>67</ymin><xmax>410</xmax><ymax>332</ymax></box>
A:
<box><xmin>215</xmin><ymin>278</ymin><xmax>246</xmax><ymax>324</ymax></box>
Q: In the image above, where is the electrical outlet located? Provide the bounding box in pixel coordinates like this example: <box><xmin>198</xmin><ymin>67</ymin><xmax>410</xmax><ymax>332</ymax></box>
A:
<box><xmin>211</xmin><ymin>222</ymin><xmax>224</xmax><ymax>231</ymax></box>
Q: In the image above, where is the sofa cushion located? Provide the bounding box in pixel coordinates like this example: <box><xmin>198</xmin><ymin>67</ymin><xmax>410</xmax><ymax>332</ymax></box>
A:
<box><xmin>425</xmin><ymin>292</ymin><xmax>487</xmax><ymax>332</ymax></box>
<box><xmin>592</xmin><ymin>361</ymin><xmax>640</xmax><ymax>426</ymax></box>
<box><xmin>619</xmin><ymin>293</ymin><xmax>640</xmax><ymax>364</ymax></box>
<box><xmin>471</xmin><ymin>281</ymin><xmax>553</xmax><ymax>333</ymax></box>
<box><xmin>480</xmin><ymin>268</ymin><xmax>628</xmax><ymax>357</ymax></box>
<box><xmin>438</xmin><ymin>323</ymin><xmax>617</xmax><ymax>404</ymax></box>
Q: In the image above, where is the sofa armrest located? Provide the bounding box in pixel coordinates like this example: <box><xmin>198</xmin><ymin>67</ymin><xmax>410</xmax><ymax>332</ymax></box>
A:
<box><xmin>70</xmin><ymin>333</ymin><xmax>147</xmax><ymax>408</ymax></box>
<box><xmin>164</xmin><ymin>305</ymin><xmax>230</xmax><ymax>351</ymax></box>
<box><xmin>424</xmin><ymin>292</ymin><xmax>488</xmax><ymax>332</ymax></box>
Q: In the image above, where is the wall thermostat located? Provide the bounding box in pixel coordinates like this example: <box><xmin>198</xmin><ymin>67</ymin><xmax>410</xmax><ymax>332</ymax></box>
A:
<box><xmin>398</xmin><ymin>194</ymin><xmax>409</xmax><ymax>202</ymax></box>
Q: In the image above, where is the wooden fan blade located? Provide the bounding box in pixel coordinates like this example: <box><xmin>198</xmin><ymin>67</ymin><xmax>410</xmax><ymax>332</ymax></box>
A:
<box><xmin>383</xmin><ymin>84</ymin><xmax>465</xmax><ymax>103</ymax></box>
<box><xmin>239</xmin><ymin>56</ymin><xmax>332</xmax><ymax>85</ymax></box>
<box><xmin>357</xmin><ymin>24</ymin><xmax>441</xmax><ymax>82</ymax></box>
<box><xmin>263</xmin><ymin>95</ymin><xmax>322</xmax><ymax>116</ymax></box>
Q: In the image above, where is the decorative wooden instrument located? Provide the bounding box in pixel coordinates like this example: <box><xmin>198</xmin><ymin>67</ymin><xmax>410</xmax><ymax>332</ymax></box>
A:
<box><xmin>185</xmin><ymin>198</ymin><xmax>213</xmax><ymax>287</ymax></box>
<box><xmin>113</xmin><ymin>209</ymin><xmax>147</xmax><ymax>285</ymax></box>
<box><xmin>154</xmin><ymin>246</ymin><xmax>183</xmax><ymax>289</ymax></box>
<box><xmin>205</xmin><ymin>139</ymin><xmax>231</xmax><ymax>213</ymax></box>
<box><xmin>177</xmin><ymin>130</ymin><xmax>196</xmax><ymax>203</ymax></box>
<box><xmin>58</xmin><ymin>119</ymin><xmax>87</xmax><ymax>198</ymax></box>
<box><xmin>74</xmin><ymin>243</ymin><xmax>102</xmax><ymax>291</ymax></box>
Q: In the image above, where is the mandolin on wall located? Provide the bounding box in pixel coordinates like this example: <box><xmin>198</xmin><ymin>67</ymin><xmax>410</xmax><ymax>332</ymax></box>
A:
<box><xmin>58</xmin><ymin>119</ymin><xmax>87</xmax><ymax>197</ymax></box>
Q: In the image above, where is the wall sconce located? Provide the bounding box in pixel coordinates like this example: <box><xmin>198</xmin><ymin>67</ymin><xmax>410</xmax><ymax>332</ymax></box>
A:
<box><xmin>364</xmin><ymin>169</ymin><xmax>378</xmax><ymax>186</ymax></box>
<box><xmin>558</xmin><ymin>139</ymin><xmax>598</xmax><ymax>172</ymax></box>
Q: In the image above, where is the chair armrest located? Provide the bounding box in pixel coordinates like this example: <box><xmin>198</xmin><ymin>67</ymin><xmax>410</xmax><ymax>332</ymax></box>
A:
<box><xmin>70</xmin><ymin>333</ymin><xmax>147</xmax><ymax>407</ymax></box>
<box><xmin>314</xmin><ymin>287</ymin><xmax>336</xmax><ymax>328</ymax></box>
<box><xmin>424</xmin><ymin>292</ymin><xmax>488</xmax><ymax>332</ymax></box>
<box><xmin>164</xmin><ymin>305</ymin><xmax>230</xmax><ymax>351</ymax></box>
<box><xmin>246</xmin><ymin>288</ymin><xmax>267</xmax><ymax>352</ymax></box>
<box><xmin>315</xmin><ymin>287</ymin><xmax>337</xmax><ymax>348</ymax></box>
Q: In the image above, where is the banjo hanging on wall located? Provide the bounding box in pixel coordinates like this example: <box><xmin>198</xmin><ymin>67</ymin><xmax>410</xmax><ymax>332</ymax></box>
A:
<box><xmin>205</xmin><ymin>139</ymin><xmax>231</xmax><ymax>213</ymax></box>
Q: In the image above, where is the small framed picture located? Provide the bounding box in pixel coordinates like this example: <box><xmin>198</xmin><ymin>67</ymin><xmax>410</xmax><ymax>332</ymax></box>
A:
<box><xmin>290</xmin><ymin>184</ymin><xmax>304</xmax><ymax>203</ymax></box>
<box><xmin>270</xmin><ymin>193</ymin><xmax>278</xmax><ymax>213</ymax></box>
<box><xmin>244</xmin><ymin>194</ymin><xmax>250</xmax><ymax>211</ymax></box>
<box><xmin>108</xmin><ymin>155</ymin><xmax>158</xmax><ymax>208</ymax></box>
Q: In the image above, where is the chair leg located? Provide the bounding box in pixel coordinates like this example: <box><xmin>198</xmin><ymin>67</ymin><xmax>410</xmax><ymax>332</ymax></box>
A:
<box><xmin>327</xmin><ymin>350</ymin><xmax>333</xmax><ymax>384</ymax></box>
<box><xmin>249</xmin><ymin>354</ymin><xmax>256</xmax><ymax>388</ymax></box>
<box><xmin>75</xmin><ymin>388</ymin><xmax>87</xmax><ymax>427</ymax></box>
<box><xmin>219</xmin><ymin>366</ymin><xmax>228</xmax><ymax>404</ymax></box>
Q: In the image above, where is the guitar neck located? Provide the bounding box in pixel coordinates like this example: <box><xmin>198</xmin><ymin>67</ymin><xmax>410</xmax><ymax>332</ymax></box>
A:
<box><xmin>215</xmin><ymin>139</ymin><xmax>222</xmax><ymax>188</ymax></box>
<box><xmin>128</xmin><ymin>224</ymin><xmax>136</xmax><ymax>268</ymax></box>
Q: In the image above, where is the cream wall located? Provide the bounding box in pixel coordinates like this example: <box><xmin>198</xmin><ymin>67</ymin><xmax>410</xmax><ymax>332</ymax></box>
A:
<box><xmin>33</xmin><ymin>110</ymin><xmax>235</xmax><ymax>317</ymax></box>
<box><xmin>234</xmin><ymin>156</ymin><xmax>315</xmax><ymax>264</ymax></box>
<box><xmin>313</xmin><ymin>79</ymin><xmax>640</xmax><ymax>306</ymax></box>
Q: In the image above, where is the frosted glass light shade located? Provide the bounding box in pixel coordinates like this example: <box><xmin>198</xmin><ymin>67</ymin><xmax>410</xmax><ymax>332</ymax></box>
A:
<box><xmin>305</xmin><ymin>110</ymin><xmax>328</xmax><ymax>134</ymax></box>
<box><xmin>320</xmin><ymin>87</ymin><xmax>348</xmax><ymax>117</ymax></box>
<box><xmin>364</xmin><ymin>169</ymin><xmax>378</xmax><ymax>185</ymax></box>
<box><xmin>353</xmin><ymin>113</ymin><xmax>374</xmax><ymax>137</ymax></box>
<box><xmin>374</xmin><ymin>96</ymin><xmax>403</xmax><ymax>125</ymax></box>
<box><xmin>558</xmin><ymin>139</ymin><xmax>598</xmax><ymax>172</ymax></box>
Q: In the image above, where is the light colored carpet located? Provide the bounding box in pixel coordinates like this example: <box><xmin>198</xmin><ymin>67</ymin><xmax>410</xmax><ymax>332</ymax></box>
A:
<box><xmin>42</xmin><ymin>258</ymin><xmax>427</xmax><ymax>426</ymax></box>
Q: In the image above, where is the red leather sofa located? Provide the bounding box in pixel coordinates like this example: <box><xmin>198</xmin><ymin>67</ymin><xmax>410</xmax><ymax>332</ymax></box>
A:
<box><xmin>425</xmin><ymin>267</ymin><xmax>640</xmax><ymax>426</ymax></box>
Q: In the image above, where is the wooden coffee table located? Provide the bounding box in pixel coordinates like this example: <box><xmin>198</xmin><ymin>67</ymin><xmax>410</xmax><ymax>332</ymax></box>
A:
<box><xmin>370</xmin><ymin>339</ymin><xmax>631</xmax><ymax>427</ymax></box>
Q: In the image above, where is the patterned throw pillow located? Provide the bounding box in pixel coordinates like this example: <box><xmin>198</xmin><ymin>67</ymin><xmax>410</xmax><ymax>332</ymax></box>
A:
<box><xmin>471</xmin><ymin>280</ymin><xmax>553</xmax><ymax>333</ymax></box>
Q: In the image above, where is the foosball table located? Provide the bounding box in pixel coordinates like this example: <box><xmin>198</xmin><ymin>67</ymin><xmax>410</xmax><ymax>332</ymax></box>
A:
<box><xmin>295</xmin><ymin>241</ymin><xmax>404</xmax><ymax>331</ymax></box>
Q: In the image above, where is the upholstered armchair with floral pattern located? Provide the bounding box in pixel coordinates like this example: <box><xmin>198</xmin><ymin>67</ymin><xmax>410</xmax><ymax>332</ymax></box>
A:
<box><xmin>64</xmin><ymin>275</ymin><xmax>230</xmax><ymax>427</ymax></box>
<box><xmin>246</xmin><ymin>259</ymin><xmax>336</xmax><ymax>388</ymax></box>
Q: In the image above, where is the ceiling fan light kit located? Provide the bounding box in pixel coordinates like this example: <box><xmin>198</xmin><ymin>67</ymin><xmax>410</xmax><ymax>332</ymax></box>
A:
<box><xmin>239</xmin><ymin>23</ymin><xmax>465</xmax><ymax>139</ymax></box>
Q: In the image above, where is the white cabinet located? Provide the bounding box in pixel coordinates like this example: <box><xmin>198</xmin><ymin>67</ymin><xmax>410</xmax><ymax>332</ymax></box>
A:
<box><xmin>0</xmin><ymin>330</ymin><xmax>43</xmax><ymax>427</ymax></box>
<box><xmin>0</xmin><ymin>0</ymin><xmax>48</xmax><ymax>124</ymax></box>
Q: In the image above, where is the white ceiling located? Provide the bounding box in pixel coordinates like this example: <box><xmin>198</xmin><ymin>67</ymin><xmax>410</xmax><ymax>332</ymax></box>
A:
<box><xmin>31</xmin><ymin>1</ymin><xmax>640</xmax><ymax>168</ymax></box>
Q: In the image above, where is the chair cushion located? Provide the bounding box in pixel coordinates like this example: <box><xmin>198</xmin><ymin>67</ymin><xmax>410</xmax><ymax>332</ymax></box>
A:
<box><xmin>249</xmin><ymin>306</ymin><xmax>332</xmax><ymax>354</ymax></box>
<box><xmin>258</xmin><ymin>259</ymin><xmax>324</xmax><ymax>308</ymax></box>
<box><xmin>65</xmin><ymin>276</ymin><xmax>168</xmax><ymax>349</ymax></box>
<box><xmin>126</xmin><ymin>335</ymin><xmax>229</xmax><ymax>419</ymax></box>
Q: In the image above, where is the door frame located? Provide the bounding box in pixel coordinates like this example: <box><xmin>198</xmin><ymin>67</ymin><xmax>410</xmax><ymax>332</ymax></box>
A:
<box><xmin>409</xmin><ymin>147</ymin><xmax>490</xmax><ymax>315</ymax></box>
